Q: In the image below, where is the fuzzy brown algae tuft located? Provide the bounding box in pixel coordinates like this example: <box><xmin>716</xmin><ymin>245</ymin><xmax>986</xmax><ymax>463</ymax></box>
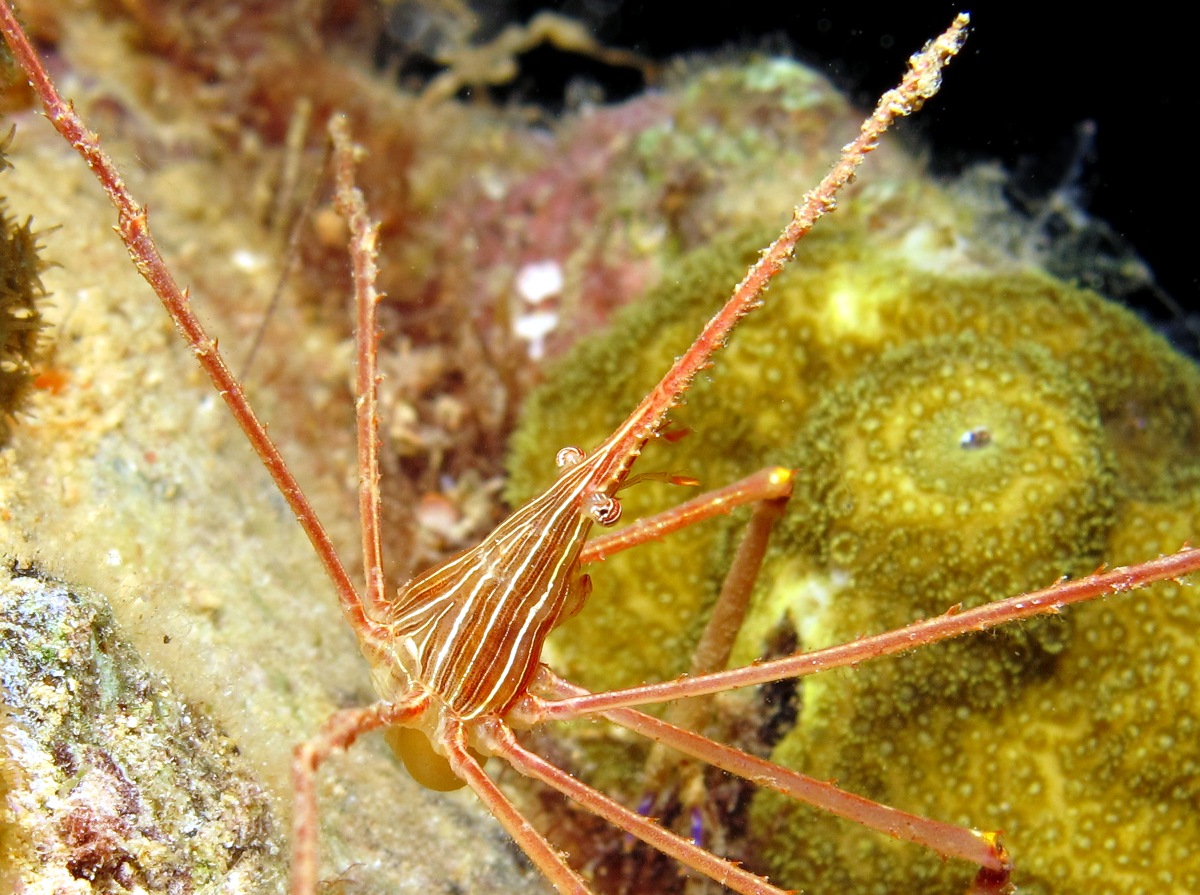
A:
<box><xmin>0</xmin><ymin>133</ymin><xmax>48</xmax><ymax>444</ymax></box>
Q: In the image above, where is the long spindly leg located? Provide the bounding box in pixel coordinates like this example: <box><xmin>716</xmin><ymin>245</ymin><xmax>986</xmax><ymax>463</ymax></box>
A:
<box><xmin>529</xmin><ymin>669</ymin><xmax>1011</xmax><ymax>888</ymax></box>
<box><xmin>292</xmin><ymin>694</ymin><xmax>431</xmax><ymax>895</ymax></box>
<box><xmin>513</xmin><ymin>548</ymin><xmax>1200</xmax><ymax>884</ymax></box>
<box><xmin>587</xmin><ymin>470</ymin><xmax>796</xmax><ymax>846</ymax></box>
<box><xmin>580</xmin><ymin>467</ymin><xmax>794</xmax><ymax>564</ymax></box>
<box><xmin>328</xmin><ymin>117</ymin><xmax>391</xmax><ymax>621</ymax></box>
<box><xmin>481</xmin><ymin>720</ymin><xmax>792</xmax><ymax>895</ymax></box>
<box><xmin>439</xmin><ymin>717</ymin><xmax>594</xmax><ymax>895</ymax></box>
<box><xmin>0</xmin><ymin>0</ymin><xmax>384</xmax><ymax>641</ymax></box>
<box><xmin>584</xmin><ymin>466</ymin><xmax>795</xmax><ymax>804</ymax></box>
<box><xmin>535</xmin><ymin>547</ymin><xmax>1200</xmax><ymax>716</ymax></box>
<box><xmin>654</xmin><ymin>476</ymin><xmax>791</xmax><ymax>704</ymax></box>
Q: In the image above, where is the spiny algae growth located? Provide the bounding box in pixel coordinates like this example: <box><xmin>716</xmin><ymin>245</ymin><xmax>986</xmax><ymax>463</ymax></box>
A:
<box><xmin>0</xmin><ymin>140</ymin><xmax>48</xmax><ymax>445</ymax></box>
<box><xmin>507</xmin><ymin>203</ymin><xmax>1200</xmax><ymax>889</ymax></box>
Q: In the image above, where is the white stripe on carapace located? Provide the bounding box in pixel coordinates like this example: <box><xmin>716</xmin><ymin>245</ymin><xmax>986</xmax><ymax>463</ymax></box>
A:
<box><xmin>436</xmin><ymin>459</ymin><xmax>596</xmax><ymax>713</ymax></box>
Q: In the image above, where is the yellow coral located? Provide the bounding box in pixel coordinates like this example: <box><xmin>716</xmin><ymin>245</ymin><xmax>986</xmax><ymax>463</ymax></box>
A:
<box><xmin>795</xmin><ymin>334</ymin><xmax>1115</xmax><ymax>598</ymax></box>
<box><xmin>509</xmin><ymin>210</ymin><xmax>1200</xmax><ymax>893</ymax></box>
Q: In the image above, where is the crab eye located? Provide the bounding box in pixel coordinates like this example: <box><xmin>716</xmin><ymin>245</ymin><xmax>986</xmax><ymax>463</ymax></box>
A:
<box><xmin>556</xmin><ymin>446</ymin><xmax>585</xmax><ymax>469</ymax></box>
<box><xmin>584</xmin><ymin>493</ymin><xmax>622</xmax><ymax>526</ymax></box>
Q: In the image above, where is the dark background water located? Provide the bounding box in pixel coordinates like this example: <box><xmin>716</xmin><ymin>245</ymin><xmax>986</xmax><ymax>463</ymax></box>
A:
<box><xmin>421</xmin><ymin>2</ymin><xmax>1194</xmax><ymax>351</ymax></box>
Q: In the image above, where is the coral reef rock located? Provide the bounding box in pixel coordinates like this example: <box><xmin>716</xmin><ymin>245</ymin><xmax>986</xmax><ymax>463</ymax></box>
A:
<box><xmin>0</xmin><ymin>565</ymin><xmax>282</xmax><ymax>894</ymax></box>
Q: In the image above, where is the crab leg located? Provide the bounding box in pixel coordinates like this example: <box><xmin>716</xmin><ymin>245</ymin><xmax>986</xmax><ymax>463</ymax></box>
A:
<box><xmin>0</xmin><ymin>0</ymin><xmax>382</xmax><ymax>641</ymax></box>
<box><xmin>533</xmin><ymin>546</ymin><xmax>1200</xmax><ymax>717</ymax></box>
<box><xmin>484</xmin><ymin>720</ymin><xmax>792</xmax><ymax>895</ymax></box>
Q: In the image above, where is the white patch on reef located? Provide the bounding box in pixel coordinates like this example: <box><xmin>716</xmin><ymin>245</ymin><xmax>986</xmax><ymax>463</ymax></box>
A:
<box><xmin>514</xmin><ymin>259</ymin><xmax>564</xmax><ymax>359</ymax></box>
<box><xmin>231</xmin><ymin>248</ymin><xmax>267</xmax><ymax>273</ymax></box>
<box><xmin>897</xmin><ymin>221</ymin><xmax>975</xmax><ymax>273</ymax></box>
<box><xmin>514</xmin><ymin>310</ymin><xmax>559</xmax><ymax>361</ymax></box>
<box><xmin>788</xmin><ymin>569</ymin><xmax>848</xmax><ymax>645</ymax></box>
<box><xmin>729</xmin><ymin>560</ymin><xmax>850</xmax><ymax>669</ymax></box>
<box><xmin>825</xmin><ymin>284</ymin><xmax>882</xmax><ymax>340</ymax></box>
<box><xmin>516</xmin><ymin>259</ymin><xmax>564</xmax><ymax>304</ymax></box>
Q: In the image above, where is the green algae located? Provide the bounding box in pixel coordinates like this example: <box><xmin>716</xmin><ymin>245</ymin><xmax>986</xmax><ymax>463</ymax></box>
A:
<box><xmin>507</xmin><ymin>206</ymin><xmax>1200</xmax><ymax>893</ymax></box>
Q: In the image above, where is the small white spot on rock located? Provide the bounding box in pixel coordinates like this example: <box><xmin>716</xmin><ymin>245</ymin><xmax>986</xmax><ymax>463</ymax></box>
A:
<box><xmin>516</xmin><ymin>259</ymin><xmax>564</xmax><ymax>305</ymax></box>
<box><xmin>515</xmin><ymin>310</ymin><xmax>559</xmax><ymax>361</ymax></box>
<box><xmin>231</xmin><ymin>249</ymin><xmax>266</xmax><ymax>273</ymax></box>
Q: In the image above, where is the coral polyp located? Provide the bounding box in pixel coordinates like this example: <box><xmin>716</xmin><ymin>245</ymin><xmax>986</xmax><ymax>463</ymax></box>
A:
<box><xmin>798</xmin><ymin>334</ymin><xmax>1114</xmax><ymax>600</ymax></box>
